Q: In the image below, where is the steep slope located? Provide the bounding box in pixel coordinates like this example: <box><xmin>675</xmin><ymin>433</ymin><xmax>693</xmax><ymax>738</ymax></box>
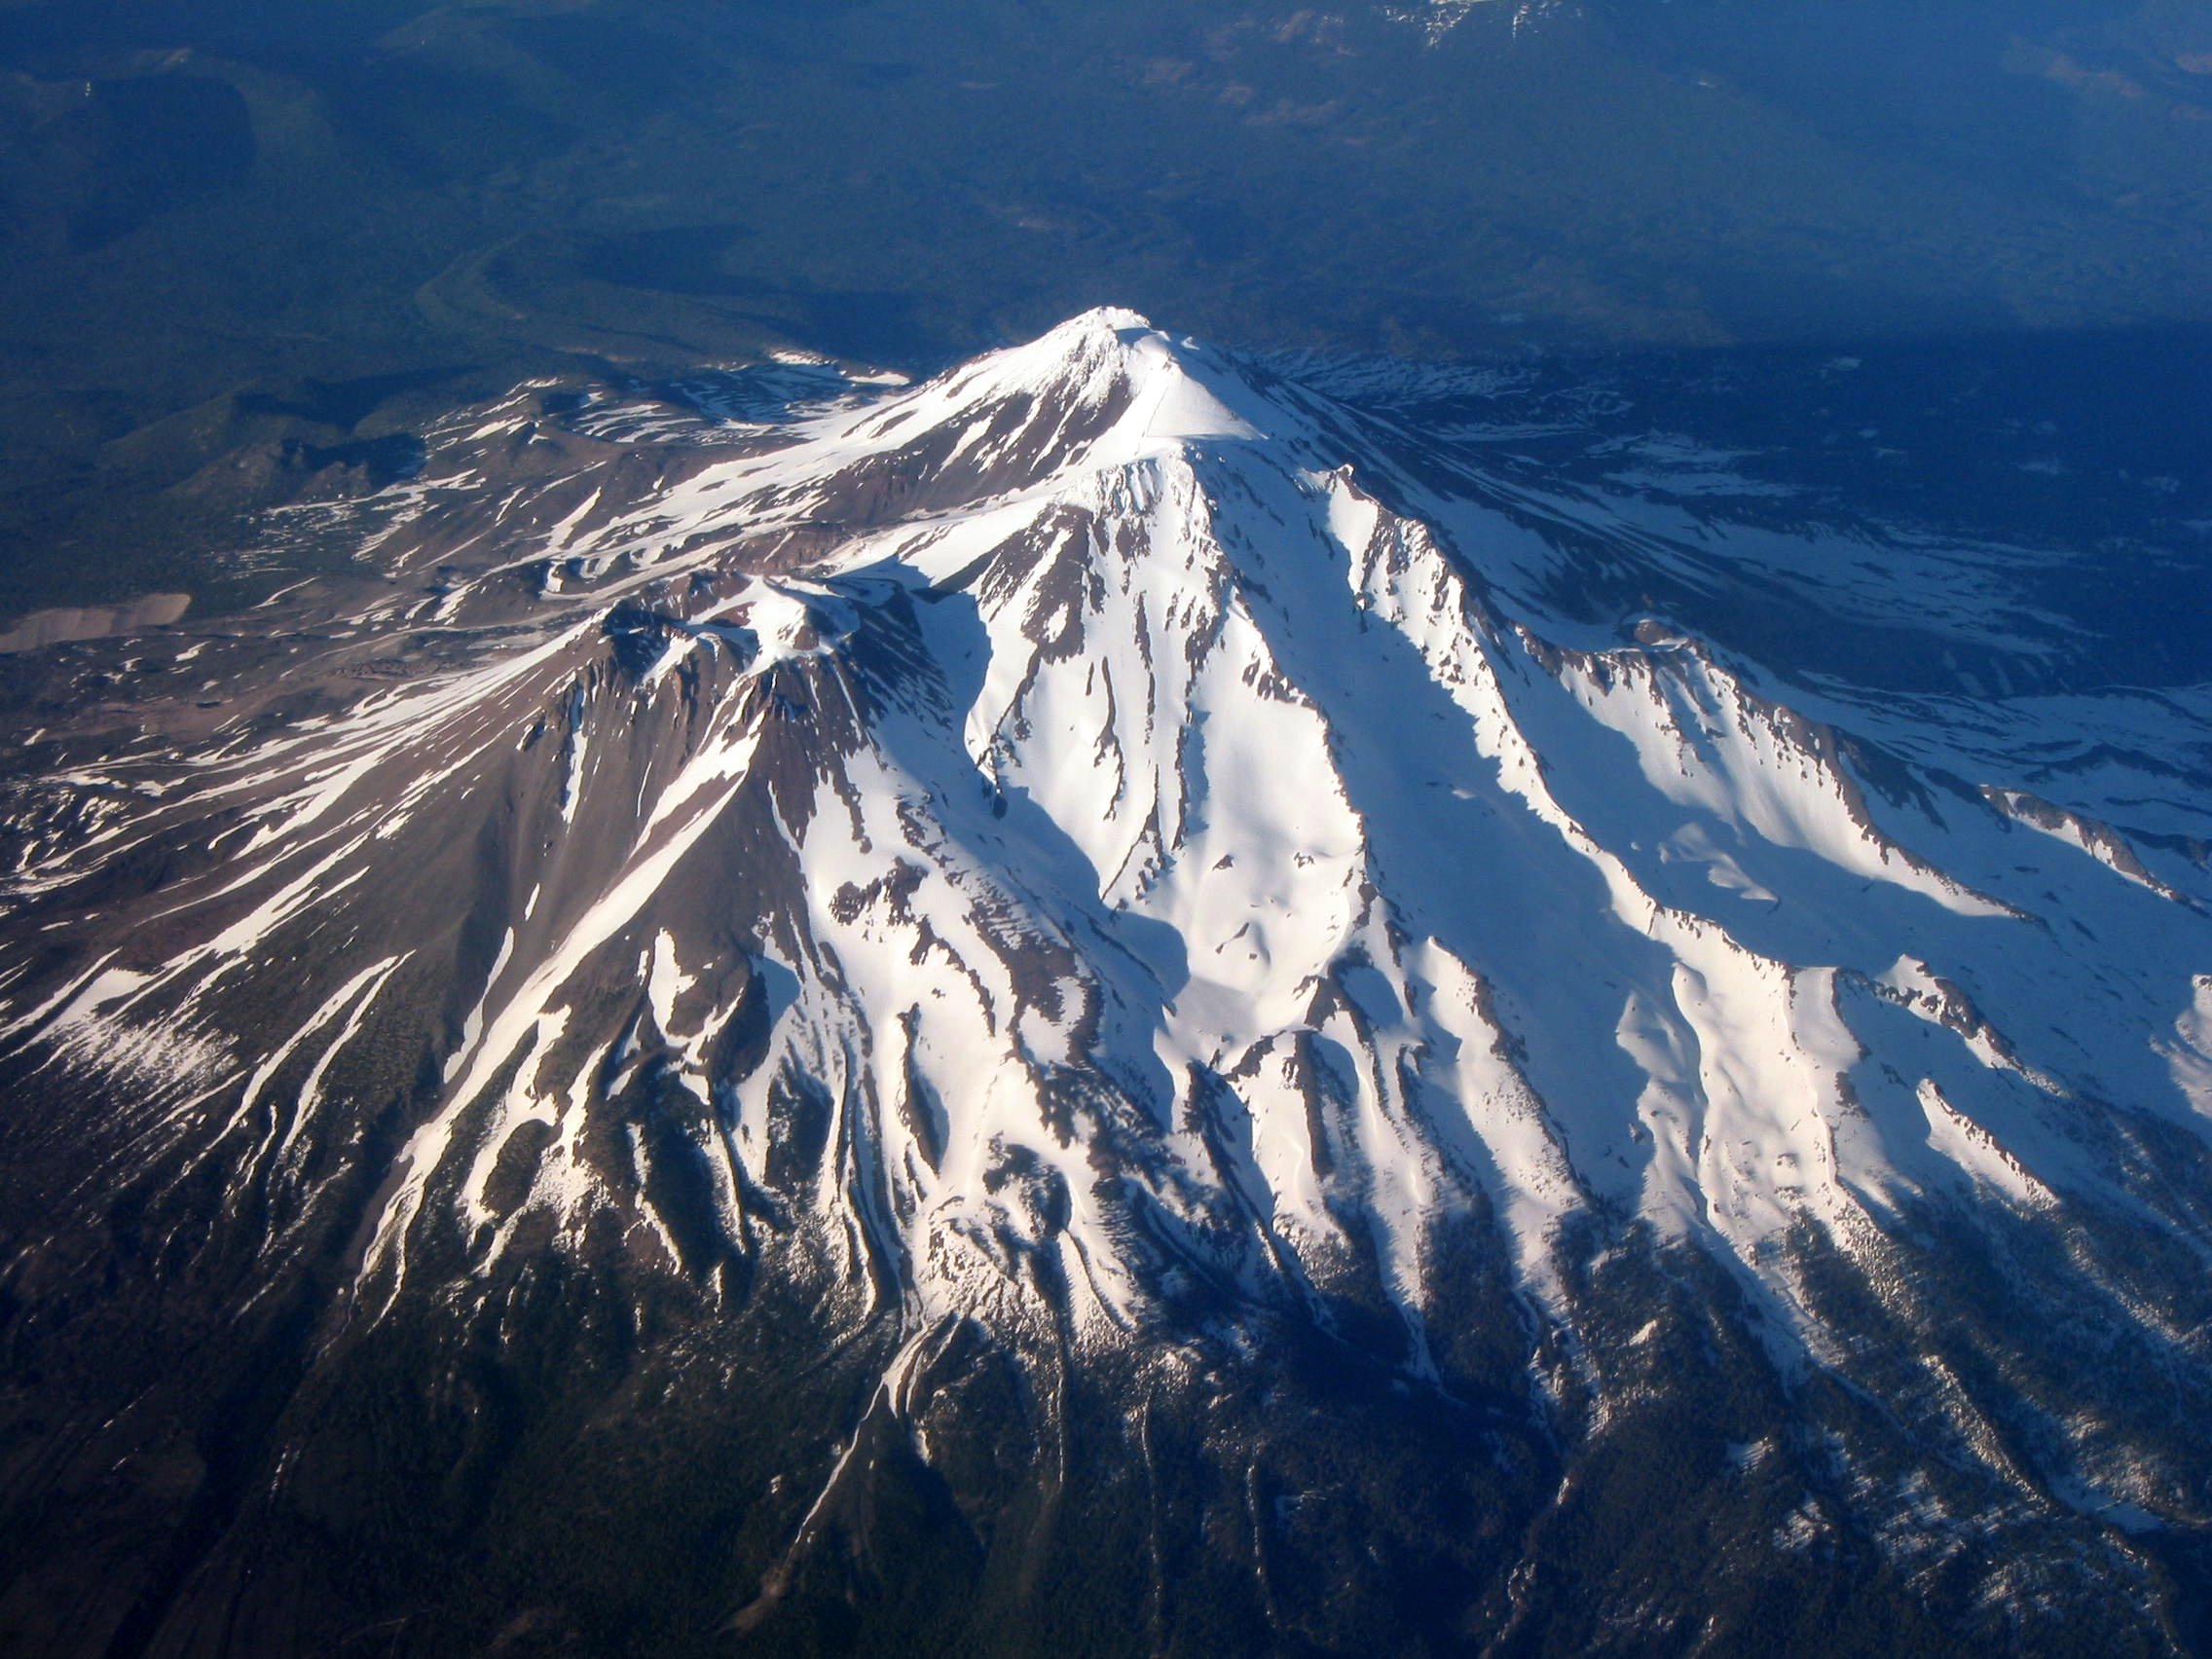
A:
<box><xmin>3</xmin><ymin>312</ymin><xmax>2210</xmax><ymax>1657</ymax></box>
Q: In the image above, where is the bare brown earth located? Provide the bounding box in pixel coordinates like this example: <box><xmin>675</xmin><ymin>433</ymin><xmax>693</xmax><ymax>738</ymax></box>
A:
<box><xmin>0</xmin><ymin>592</ymin><xmax>191</xmax><ymax>653</ymax></box>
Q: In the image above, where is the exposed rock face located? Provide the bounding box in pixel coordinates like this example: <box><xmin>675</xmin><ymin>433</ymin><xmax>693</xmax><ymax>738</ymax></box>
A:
<box><xmin>3</xmin><ymin>312</ymin><xmax>2210</xmax><ymax>1657</ymax></box>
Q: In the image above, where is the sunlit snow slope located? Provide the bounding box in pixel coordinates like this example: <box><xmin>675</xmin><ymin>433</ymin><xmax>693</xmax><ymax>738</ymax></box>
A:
<box><xmin>5</xmin><ymin>312</ymin><xmax>2210</xmax><ymax>1535</ymax></box>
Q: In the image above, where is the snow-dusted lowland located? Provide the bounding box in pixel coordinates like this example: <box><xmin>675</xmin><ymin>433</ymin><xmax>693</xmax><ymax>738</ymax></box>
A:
<box><xmin>3</xmin><ymin>311</ymin><xmax>2210</xmax><ymax>1654</ymax></box>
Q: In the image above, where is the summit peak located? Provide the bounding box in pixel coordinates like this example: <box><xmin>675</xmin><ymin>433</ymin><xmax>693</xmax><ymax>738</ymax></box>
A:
<box><xmin>813</xmin><ymin>309</ymin><xmax>1267</xmax><ymax>487</ymax></box>
<box><xmin>1051</xmin><ymin>303</ymin><xmax>1159</xmax><ymax>338</ymax></box>
<box><xmin>976</xmin><ymin>305</ymin><xmax>1178</xmax><ymax>391</ymax></box>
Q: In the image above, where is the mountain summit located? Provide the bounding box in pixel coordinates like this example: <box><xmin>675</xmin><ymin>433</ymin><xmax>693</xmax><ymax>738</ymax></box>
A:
<box><xmin>4</xmin><ymin>314</ymin><xmax>2210</xmax><ymax>1655</ymax></box>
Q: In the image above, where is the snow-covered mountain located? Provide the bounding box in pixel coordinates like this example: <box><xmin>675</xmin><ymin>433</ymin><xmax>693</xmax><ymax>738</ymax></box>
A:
<box><xmin>4</xmin><ymin>311</ymin><xmax>2210</xmax><ymax>1656</ymax></box>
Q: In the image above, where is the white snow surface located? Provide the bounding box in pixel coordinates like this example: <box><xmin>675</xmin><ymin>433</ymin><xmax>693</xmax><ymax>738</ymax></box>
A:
<box><xmin>5</xmin><ymin>308</ymin><xmax>2209</xmax><ymax>1371</ymax></box>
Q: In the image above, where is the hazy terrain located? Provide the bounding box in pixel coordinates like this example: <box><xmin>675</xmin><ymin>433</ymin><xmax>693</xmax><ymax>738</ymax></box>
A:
<box><xmin>2</xmin><ymin>0</ymin><xmax>2208</xmax><ymax>619</ymax></box>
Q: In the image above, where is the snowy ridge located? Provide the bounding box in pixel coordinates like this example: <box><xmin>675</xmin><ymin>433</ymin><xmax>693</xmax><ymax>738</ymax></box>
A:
<box><xmin>3</xmin><ymin>313</ymin><xmax>2210</xmax><ymax>1513</ymax></box>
